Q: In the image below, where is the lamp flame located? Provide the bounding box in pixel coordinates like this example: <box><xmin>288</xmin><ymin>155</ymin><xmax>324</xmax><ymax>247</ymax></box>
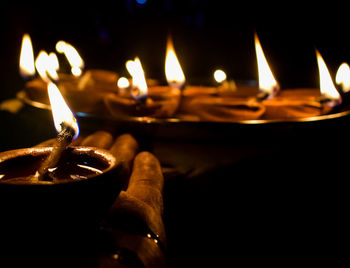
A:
<box><xmin>214</xmin><ymin>69</ymin><xmax>227</xmax><ymax>83</ymax></box>
<box><xmin>56</xmin><ymin>41</ymin><xmax>84</xmax><ymax>77</ymax></box>
<box><xmin>47</xmin><ymin>82</ymin><xmax>79</xmax><ymax>139</ymax></box>
<box><xmin>19</xmin><ymin>33</ymin><xmax>35</xmax><ymax>79</ymax></box>
<box><xmin>316</xmin><ymin>50</ymin><xmax>341</xmax><ymax>105</ymax></box>
<box><xmin>126</xmin><ymin>57</ymin><xmax>148</xmax><ymax>100</ymax></box>
<box><xmin>35</xmin><ymin>50</ymin><xmax>59</xmax><ymax>82</ymax></box>
<box><xmin>335</xmin><ymin>62</ymin><xmax>350</xmax><ymax>92</ymax></box>
<box><xmin>165</xmin><ymin>36</ymin><xmax>185</xmax><ymax>88</ymax></box>
<box><xmin>254</xmin><ymin>33</ymin><xmax>279</xmax><ymax>98</ymax></box>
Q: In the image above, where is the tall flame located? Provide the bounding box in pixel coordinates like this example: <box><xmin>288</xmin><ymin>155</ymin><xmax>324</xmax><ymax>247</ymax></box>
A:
<box><xmin>335</xmin><ymin>62</ymin><xmax>350</xmax><ymax>92</ymax></box>
<box><xmin>56</xmin><ymin>41</ymin><xmax>84</xmax><ymax>77</ymax></box>
<box><xmin>165</xmin><ymin>36</ymin><xmax>185</xmax><ymax>88</ymax></box>
<box><xmin>126</xmin><ymin>57</ymin><xmax>148</xmax><ymax>100</ymax></box>
<box><xmin>19</xmin><ymin>33</ymin><xmax>35</xmax><ymax>79</ymax></box>
<box><xmin>316</xmin><ymin>50</ymin><xmax>341</xmax><ymax>104</ymax></box>
<box><xmin>47</xmin><ymin>82</ymin><xmax>79</xmax><ymax>139</ymax></box>
<box><xmin>254</xmin><ymin>33</ymin><xmax>279</xmax><ymax>98</ymax></box>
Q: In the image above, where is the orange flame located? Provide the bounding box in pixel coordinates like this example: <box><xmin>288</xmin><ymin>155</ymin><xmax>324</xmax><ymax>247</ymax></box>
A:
<box><xmin>165</xmin><ymin>36</ymin><xmax>185</xmax><ymax>88</ymax></box>
<box><xmin>254</xmin><ymin>33</ymin><xmax>279</xmax><ymax>98</ymax></box>
<box><xmin>316</xmin><ymin>50</ymin><xmax>341</xmax><ymax>105</ymax></box>
<box><xmin>47</xmin><ymin>82</ymin><xmax>79</xmax><ymax>139</ymax></box>
<box><xmin>19</xmin><ymin>34</ymin><xmax>35</xmax><ymax>78</ymax></box>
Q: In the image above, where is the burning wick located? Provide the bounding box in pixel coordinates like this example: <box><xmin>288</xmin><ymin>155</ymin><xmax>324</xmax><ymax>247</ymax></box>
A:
<box><xmin>37</xmin><ymin>82</ymin><xmax>79</xmax><ymax>181</ymax></box>
<box><xmin>254</xmin><ymin>33</ymin><xmax>279</xmax><ymax>101</ymax></box>
<box><xmin>37</xmin><ymin>123</ymin><xmax>75</xmax><ymax>181</ymax></box>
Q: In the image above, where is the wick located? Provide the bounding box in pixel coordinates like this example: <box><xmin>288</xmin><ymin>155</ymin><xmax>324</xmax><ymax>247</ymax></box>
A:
<box><xmin>37</xmin><ymin>123</ymin><xmax>75</xmax><ymax>181</ymax></box>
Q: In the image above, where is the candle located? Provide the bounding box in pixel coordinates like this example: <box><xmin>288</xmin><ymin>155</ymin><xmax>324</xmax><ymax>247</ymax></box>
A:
<box><xmin>104</xmin><ymin>51</ymin><xmax>182</xmax><ymax>119</ymax></box>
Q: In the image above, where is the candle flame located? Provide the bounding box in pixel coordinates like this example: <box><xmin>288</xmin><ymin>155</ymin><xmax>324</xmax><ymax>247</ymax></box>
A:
<box><xmin>117</xmin><ymin>77</ymin><xmax>130</xmax><ymax>89</ymax></box>
<box><xmin>19</xmin><ymin>33</ymin><xmax>35</xmax><ymax>78</ymax></box>
<box><xmin>56</xmin><ymin>41</ymin><xmax>84</xmax><ymax>77</ymax></box>
<box><xmin>47</xmin><ymin>82</ymin><xmax>79</xmax><ymax>139</ymax></box>
<box><xmin>316</xmin><ymin>50</ymin><xmax>341</xmax><ymax>105</ymax></box>
<box><xmin>165</xmin><ymin>36</ymin><xmax>185</xmax><ymax>88</ymax></box>
<box><xmin>335</xmin><ymin>62</ymin><xmax>350</xmax><ymax>92</ymax></box>
<box><xmin>126</xmin><ymin>57</ymin><xmax>148</xmax><ymax>100</ymax></box>
<box><xmin>214</xmin><ymin>69</ymin><xmax>227</xmax><ymax>83</ymax></box>
<box><xmin>35</xmin><ymin>50</ymin><xmax>59</xmax><ymax>82</ymax></box>
<box><xmin>254</xmin><ymin>33</ymin><xmax>279</xmax><ymax>98</ymax></box>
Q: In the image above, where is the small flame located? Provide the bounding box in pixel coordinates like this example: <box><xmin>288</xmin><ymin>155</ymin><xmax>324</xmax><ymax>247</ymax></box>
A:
<box><xmin>19</xmin><ymin>33</ymin><xmax>35</xmax><ymax>79</ymax></box>
<box><xmin>47</xmin><ymin>82</ymin><xmax>79</xmax><ymax>139</ymax></box>
<box><xmin>126</xmin><ymin>57</ymin><xmax>148</xmax><ymax>100</ymax></box>
<box><xmin>117</xmin><ymin>77</ymin><xmax>130</xmax><ymax>89</ymax></box>
<box><xmin>56</xmin><ymin>41</ymin><xmax>84</xmax><ymax>77</ymax></box>
<box><xmin>254</xmin><ymin>33</ymin><xmax>279</xmax><ymax>98</ymax></box>
<box><xmin>165</xmin><ymin>36</ymin><xmax>185</xmax><ymax>88</ymax></box>
<box><xmin>316</xmin><ymin>50</ymin><xmax>341</xmax><ymax>104</ymax></box>
<box><xmin>214</xmin><ymin>69</ymin><xmax>227</xmax><ymax>83</ymax></box>
<box><xmin>335</xmin><ymin>62</ymin><xmax>350</xmax><ymax>92</ymax></box>
<box><xmin>35</xmin><ymin>50</ymin><xmax>59</xmax><ymax>82</ymax></box>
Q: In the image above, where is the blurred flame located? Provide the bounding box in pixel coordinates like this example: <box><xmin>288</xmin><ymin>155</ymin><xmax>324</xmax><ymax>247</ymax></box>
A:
<box><xmin>35</xmin><ymin>50</ymin><xmax>59</xmax><ymax>82</ymax></box>
<box><xmin>316</xmin><ymin>50</ymin><xmax>341</xmax><ymax>104</ymax></box>
<box><xmin>165</xmin><ymin>36</ymin><xmax>185</xmax><ymax>88</ymax></box>
<box><xmin>126</xmin><ymin>57</ymin><xmax>148</xmax><ymax>100</ymax></box>
<box><xmin>19</xmin><ymin>33</ymin><xmax>35</xmax><ymax>78</ymax></box>
<box><xmin>56</xmin><ymin>41</ymin><xmax>84</xmax><ymax>77</ymax></box>
<box><xmin>117</xmin><ymin>77</ymin><xmax>130</xmax><ymax>89</ymax></box>
<box><xmin>335</xmin><ymin>62</ymin><xmax>350</xmax><ymax>92</ymax></box>
<box><xmin>47</xmin><ymin>82</ymin><xmax>79</xmax><ymax>139</ymax></box>
<box><xmin>214</xmin><ymin>69</ymin><xmax>227</xmax><ymax>83</ymax></box>
<box><xmin>254</xmin><ymin>33</ymin><xmax>279</xmax><ymax>98</ymax></box>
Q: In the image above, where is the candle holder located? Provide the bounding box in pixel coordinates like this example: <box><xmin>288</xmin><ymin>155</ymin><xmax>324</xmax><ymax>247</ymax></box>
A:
<box><xmin>104</xmin><ymin>86</ymin><xmax>181</xmax><ymax>118</ymax></box>
<box><xmin>23</xmin><ymin>69</ymin><xmax>118</xmax><ymax>114</ymax></box>
<box><xmin>0</xmin><ymin>146</ymin><xmax>122</xmax><ymax>255</ymax></box>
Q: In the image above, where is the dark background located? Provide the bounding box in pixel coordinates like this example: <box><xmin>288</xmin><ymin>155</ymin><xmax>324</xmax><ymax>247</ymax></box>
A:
<box><xmin>1</xmin><ymin>0</ymin><xmax>350</xmax><ymax>101</ymax></box>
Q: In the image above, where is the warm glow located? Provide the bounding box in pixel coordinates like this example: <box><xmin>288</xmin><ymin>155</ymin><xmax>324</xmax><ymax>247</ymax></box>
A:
<box><xmin>165</xmin><ymin>36</ymin><xmax>185</xmax><ymax>88</ymax></box>
<box><xmin>19</xmin><ymin>33</ymin><xmax>35</xmax><ymax>78</ymax></box>
<box><xmin>47</xmin><ymin>82</ymin><xmax>79</xmax><ymax>139</ymax></box>
<box><xmin>35</xmin><ymin>50</ymin><xmax>59</xmax><ymax>82</ymax></box>
<box><xmin>126</xmin><ymin>57</ymin><xmax>148</xmax><ymax>99</ymax></box>
<box><xmin>117</xmin><ymin>77</ymin><xmax>130</xmax><ymax>89</ymax></box>
<box><xmin>214</xmin><ymin>69</ymin><xmax>227</xmax><ymax>83</ymax></box>
<box><xmin>56</xmin><ymin>41</ymin><xmax>84</xmax><ymax>77</ymax></box>
<box><xmin>316</xmin><ymin>50</ymin><xmax>341</xmax><ymax>103</ymax></box>
<box><xmin>335</xmin><ymin>62</ymin><xmax>350</xmax><ymax>92</ymax></box>
<box><xmin>254</xmin><ymin>33</ymin><xmax>279</xmax><ymax>98</ymax></box>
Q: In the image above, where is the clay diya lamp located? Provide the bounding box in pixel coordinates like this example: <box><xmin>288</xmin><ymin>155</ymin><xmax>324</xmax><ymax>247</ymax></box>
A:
<box><xmin>104</xmin><ymin>57</ymin><xmax>181</xmax><ymax>119</ymax></box>
<box><xmin>261</xmin><ymin>50</ymin><xmax>341</xmax><ymax>120</ymax></box>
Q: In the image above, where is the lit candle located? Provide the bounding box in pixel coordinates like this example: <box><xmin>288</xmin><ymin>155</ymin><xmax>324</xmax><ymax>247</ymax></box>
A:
<box><xmin>56</xmin><ymin>40</ymin><xmax>84</xmax><ymax>77</ymax></box>
<box><xmin>165</xmin><ymin>35</ymin><xmax>186</xmax><ymax>89</ymax></box>
<box><xmin>36</xmin><ymin>82</ymin><xmax>79</xmax><ymax>181</ymax></box>
<box><xmin>335</xmin><ymin>62</ymin><xmax>350</xmax><ymax>93</ymax></box>
<box><xmin>19</xmin><ymin>33</ymin><xmax>35</xmax><ymax>79</ymax></box>
<box><xmin>316</xmin><ymin>49</ymin><xmax>342</xmax><ymax>106</ymax></box>
<box><xmin>254</xmin><ymin>32</ymin><xmax>279</xmax><ymax>100</ymax></box>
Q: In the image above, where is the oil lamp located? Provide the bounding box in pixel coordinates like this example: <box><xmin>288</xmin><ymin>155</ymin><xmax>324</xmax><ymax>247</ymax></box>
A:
<box><xmin>0</xmin><ymin>82</ymin><xmax>123</xmax><ymax>250</ymax></box>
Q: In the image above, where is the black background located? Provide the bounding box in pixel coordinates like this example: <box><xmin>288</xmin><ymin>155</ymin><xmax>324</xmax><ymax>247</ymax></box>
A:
<box><xmin>1</xmin><ymin>1</ymin><xmax>350</xmax><ymax>101</ymax></box>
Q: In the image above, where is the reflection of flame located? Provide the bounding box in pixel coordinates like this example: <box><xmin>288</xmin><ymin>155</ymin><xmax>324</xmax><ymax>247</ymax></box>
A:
<box><xmin>254</xmin><ymin>33</ymin><xmax>279</xmax><ymax>98</ymax></box>
<box><xmin>165</xmin><ymin>36</ymin><xmax>185</xmax><ymax>88</ymax></box>
<box><xmin>126</xmin><ymin>57</ymin><xmax>148</xmax><ymax>100</ymax></box>
<box><xmin>19</xmin><ymin>33</ymin><xmax>35</xmax><ymax>78</ymax></box>
<box><xmin>35</xmin><ymin>50</ymin><xmax>59</xmax><ymax>82</ymax></box>
<box><xmin>56</xmin><ymin>41</ymin><xmax>84</xmax><ymax>77</ymax></box>
<box><xmin>214</xmin><ymin>69</ymin><xmax>227</xmax><ymax>83</ymax></box>
<box><xmin>47</xmin><ymin>82</ymin><xmax>79</xmax><ymax>139</ymax></box>
<box><xmin>335</xmin><ymin>62</ymin><xmax>350</xmax><ymax>92</ymax></box>
<box><xmin>316</xmin><ymin>50</ymin><xmax>341</xmax><ymax>105</ymax></box>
